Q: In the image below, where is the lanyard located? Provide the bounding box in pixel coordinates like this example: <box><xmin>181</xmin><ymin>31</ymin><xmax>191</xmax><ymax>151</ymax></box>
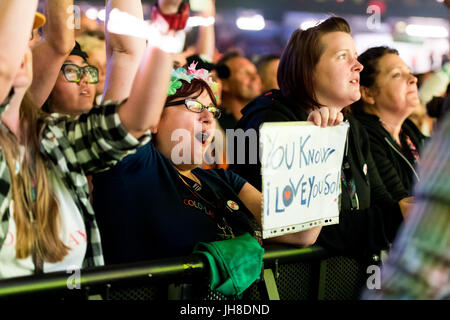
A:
<box><xmin>177</xmin><ymin>172</ymin><xmax>235</xmax><ymax>239</ymax></box>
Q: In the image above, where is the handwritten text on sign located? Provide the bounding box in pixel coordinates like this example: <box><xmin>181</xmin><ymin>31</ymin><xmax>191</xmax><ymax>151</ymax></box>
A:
<box><xmin>260</xmin><ymin>122</ymin><xmax>349</xmax><ymax>239</ymax></box>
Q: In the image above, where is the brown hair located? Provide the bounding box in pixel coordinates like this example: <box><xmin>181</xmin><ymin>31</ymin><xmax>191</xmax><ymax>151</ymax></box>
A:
<box><xmin>165</xmin><ymin>78</ymin><xmax>218</xmax><ymax>107</ymax></box>
<box><xmin>351</xmin><ymin>46</ymin><xmax>399</xmax><ymax>112</ymax></box>
<box><xmin>0</xmin><ymin>92</ymin><xmax>69</xmax><ymax>262</ymax></box>
<box><xmin>278</xmin><ymin>16</ymin><xmax>351</xmax><ymax>111</ymax></box>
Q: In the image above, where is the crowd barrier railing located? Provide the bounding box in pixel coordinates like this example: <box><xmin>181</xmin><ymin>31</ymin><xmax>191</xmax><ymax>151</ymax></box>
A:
<box><xmin>0</xmin><ymin>244</ymin><xmax>371</xmax><ymax>300</ymax></box>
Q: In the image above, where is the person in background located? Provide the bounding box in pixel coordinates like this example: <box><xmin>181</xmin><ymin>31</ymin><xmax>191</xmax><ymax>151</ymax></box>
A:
<box><xmin>362</xmin><ymin>109</ymin><xmax>450</xmax><ymax>300</ymax></box>
<box><xmin>216</xmin><ymin>50</ymin><xmax>262</xmax><ymax>131</ymax></box>
<box><xmin>76</xmin><ymin>33</ymin><xmax>107</xmax><ymax>105</ymax></box>
<box><xmin>256</xmin><ymin>54</ymin><xmax>280</xmax><ymax>93</ymax></box>
<box><xmin>352</xmin><ymin>46</ymin><xmax>426</xmax><ymax>201</ymax></box>
<box><xmin>230</xmin><ymin>17</ymin><xmax>414</xmax><ymax>267</ymax></box>
<box><xmin>42</xmin><ymin>42</ymin><xmax>98</xmax><ymax>115</ymax></box>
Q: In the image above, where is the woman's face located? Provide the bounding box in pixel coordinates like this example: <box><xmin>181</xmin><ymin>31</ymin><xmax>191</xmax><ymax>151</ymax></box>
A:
<box><xmin>313</xmin><ymin>32</ymin><xmax>363</xmax><ymax>110</ymax></box>
<box><xmin>154</xmin><ymin>89</ymin><xmax>216</xmax><ymax>169</ymax></box>
<box><xmin>49</xmin><ymin>55</ymin><xmax>96</xmax><ymax>115</ymax></box>
<box><xmin>369</xmin><ymin>53</ymin><xmax>419</xmax><ymax>117</ymax></box>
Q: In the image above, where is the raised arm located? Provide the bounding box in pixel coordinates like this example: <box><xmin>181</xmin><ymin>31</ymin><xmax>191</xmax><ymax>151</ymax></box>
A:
<box><xmin>103</xmin><ymin>0</ymin><xmax>184</xmax><ymax>103</ymax></box>
<box><xmin>102</xmin><ymin>0</ymin><xmax>146</xmax><ymax>102</ymax></box>
<box><xmin>29</xmin><ymin>0</ymin><xmax>75</xmax><ymax>107</ymax></box>
<box><xmin>118</xmin><ymin>46</ymin><xmax>173</xmax><ymax>138</ymax></box>
<box><xmin>238</xmin><ymin>182</ymin><xmax>322</xmax><ymax>247</ymax></box>
<box><xmin>0</xmin><ymin>0</ymin><xmax>38</xmax><ymax>102</ymax></box>
<box><xmin>194</xmin><ymin>0</ymin><xmax>216</xmax><ymax>61</ymax></box>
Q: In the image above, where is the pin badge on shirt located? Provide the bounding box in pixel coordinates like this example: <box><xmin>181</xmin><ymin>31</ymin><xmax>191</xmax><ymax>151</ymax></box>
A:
<box><xmin>363</xmin><ymin>163</ymin><xmax>368</xmax><ymax>175</ymax></box>
<box><xmin>227</xmin><ymin>200</ymin><xmax>239</xmax><ymax>211</ymax></box>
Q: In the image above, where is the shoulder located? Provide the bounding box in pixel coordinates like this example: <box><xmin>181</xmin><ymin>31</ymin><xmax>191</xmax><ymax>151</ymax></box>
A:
<box><xmin>237</xmin><ymin>90</ymin><xmax>302</xmax><ymax>131</ymax></box>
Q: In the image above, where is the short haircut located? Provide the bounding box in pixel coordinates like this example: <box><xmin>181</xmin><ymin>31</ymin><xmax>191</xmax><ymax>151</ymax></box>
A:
<box><xmin>278</xmin><ymin>16</ymin><xmax>351</xmax><ymax>111</ymax></box>
<box><xmin>255</xmin><ymin>54</ymin><xmax>280</xmax><ymax>75</ymax></box>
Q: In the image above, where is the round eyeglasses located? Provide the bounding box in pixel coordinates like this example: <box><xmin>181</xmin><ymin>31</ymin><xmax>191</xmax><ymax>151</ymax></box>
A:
<box><xmin>165</xmin><ymin>99</ymin><xmax>221</xmax><ymax>119</ymax></box>
<box><xmin>60</xmin><ymin>64</ymin><xmax>99</xmax><ymax>84</ymax></box>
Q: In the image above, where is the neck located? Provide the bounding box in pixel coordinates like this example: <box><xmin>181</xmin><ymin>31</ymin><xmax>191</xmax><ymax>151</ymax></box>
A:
<box><xmin>175</xmin><ymin>166</ymin><xmax>201</xmax><ymax>185</ymax></box>
<box><xmin>364</xmin><ymin>104</ymin><xmax>406</xmax><ymax>142</ymax></box>
<box><xmin>221</xmin><ymin>96</ymin><xmax>249</xmax><ymax>121</ymax></box>
<box><xmin>1</xmin><ymin>87</ymin><xmax>26</xmax><ymax>140</ymax></box>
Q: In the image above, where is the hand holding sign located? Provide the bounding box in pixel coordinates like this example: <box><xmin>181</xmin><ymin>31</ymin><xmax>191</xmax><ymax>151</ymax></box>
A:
<box><xmin>260</xmin><ymin>121</ymin><xmax>349</xmax><ymax>239</ymax></box>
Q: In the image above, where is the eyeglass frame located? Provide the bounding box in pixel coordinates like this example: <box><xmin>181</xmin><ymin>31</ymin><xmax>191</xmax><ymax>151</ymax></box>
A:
<box><xmin>60</xmin><ymin>63</ymin><xmax>99</xmax><ymax>84</ymax></box>
<box><xmin>164</xmin><ymin>98</ymin><xmax>221</xmax><ymax>119</ymax></box>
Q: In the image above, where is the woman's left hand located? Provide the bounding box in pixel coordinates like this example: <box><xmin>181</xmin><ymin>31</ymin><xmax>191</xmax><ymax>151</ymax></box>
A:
<box><xmin>307</xmin><ymin>107</ymin><xmax>344</xmax><ymax>127</ymax></box>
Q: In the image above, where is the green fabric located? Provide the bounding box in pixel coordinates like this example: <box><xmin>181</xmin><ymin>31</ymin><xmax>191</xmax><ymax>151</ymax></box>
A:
<box><xmin>193</xmin><ymin>232</ymin><xmax>264</xmax><ymax>298</ymax></box>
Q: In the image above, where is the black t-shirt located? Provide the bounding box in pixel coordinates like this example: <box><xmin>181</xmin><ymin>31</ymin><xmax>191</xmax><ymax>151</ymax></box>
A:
<box><xmin>92</xmin><ymin>142</ymin><xmax>258</xmax><ymax>265</ymax></box>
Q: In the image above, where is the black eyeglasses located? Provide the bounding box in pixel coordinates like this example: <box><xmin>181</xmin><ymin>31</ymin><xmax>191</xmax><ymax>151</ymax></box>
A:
<box><xmin>165</xmin><ymin>99</ymin><xmax>221</xmax><ymax>119</ymax></box>
<box><xmin>60</xmin><ymin>64</ymin><xmax>99</xmax><ymax>84</ymax></box>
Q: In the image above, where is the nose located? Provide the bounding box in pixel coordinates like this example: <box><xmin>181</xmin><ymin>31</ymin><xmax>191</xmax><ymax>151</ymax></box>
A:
<box><xmin>352</xmin><ymin>58</ymin><xmax>364</xmax><ymax>73</ymax></box>
<box><xmin>79</xmin><ymin>71</ymin><xmax>89</xmax><ymax>85</ymax></box>
<box><xmin>408</xmin><ymin>73</ymin><xmax>418</xmax><ymax>85</ymax></box>
<box><xmin>200</xmin><ymin>108</ymin><xmax>214</xmax><ymax>124</ymax></box>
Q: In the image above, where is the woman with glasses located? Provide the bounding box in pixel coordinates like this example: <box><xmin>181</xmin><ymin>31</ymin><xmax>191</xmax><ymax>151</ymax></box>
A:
<box><xmin>92</xmin><ymin>63</ymin><xmax>323</xmax><ymax>265</ymax></box>
<box><xmin>42</xmin><ymin>42</ymin><xmax>99</xmax><ymax>115</ymax></box>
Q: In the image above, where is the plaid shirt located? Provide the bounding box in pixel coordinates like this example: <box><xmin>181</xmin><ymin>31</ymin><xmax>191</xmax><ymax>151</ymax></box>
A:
<box><xmin>0</xmin><ymin>101</ymin><xmax>150</xmax><ymax>268</ymax></box>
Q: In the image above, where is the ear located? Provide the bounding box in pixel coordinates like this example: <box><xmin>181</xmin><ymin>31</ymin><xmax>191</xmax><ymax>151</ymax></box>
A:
<box><xmin>360</xmin><ymin>86</ymin><xmax>376</xmax><ymax>105</ymax></box>
<box><xmin>220</xmin><ymin>80</ymin><xmax>229</xmax><ymax>93</ymax></box>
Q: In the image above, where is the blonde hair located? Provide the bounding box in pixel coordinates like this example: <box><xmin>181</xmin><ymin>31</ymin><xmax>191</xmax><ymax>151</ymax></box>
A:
<box><xmin>0</xmin><ymin>92</ymin><xmax>69</xmax><ymax>262</ymax></box>
<box><xmin>76</xmin><ymin>34</ymin><xmax>105</xmax><ymax>57</ymax></box>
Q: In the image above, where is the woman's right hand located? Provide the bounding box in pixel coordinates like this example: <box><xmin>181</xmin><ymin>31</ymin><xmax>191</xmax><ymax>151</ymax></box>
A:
<box><xmin>307</xmin><ymin>106</ymin><xmax>344</xmax><ymax>127</ymax></box>
<box><xmin>399</xmin><ymin>196</ymin><xmax>415</xmax><ymax>220</ymax></box>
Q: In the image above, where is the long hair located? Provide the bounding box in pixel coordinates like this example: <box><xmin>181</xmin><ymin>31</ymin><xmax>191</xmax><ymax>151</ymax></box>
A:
<box><xmin>278</xmin><ymin>16</ymin><xmax>351</xmax><ymax>111</ymax></box>
<box><xmin>0</xmin><ymin>91</ymin><xmax>69</xmax><ymax>262</ymax></box>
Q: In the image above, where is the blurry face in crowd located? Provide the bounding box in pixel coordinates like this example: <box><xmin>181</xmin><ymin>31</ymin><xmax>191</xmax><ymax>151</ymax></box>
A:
<box><xmin>154</xmin><ymin>89</ymin><xmax>216</xmax><ymax>169</ymax></box>
<box><xmin>313</xmin><ymin>32</ymin><xmax>363</xmax><ymax>110</ymax></box>
<box><xmin>222</xmin><ymin>57</ymin><xmax>262</xmax><ymax>102</ymax></box>
<box><xmin>49</xmin><ymin>55</ymin><xmax>96</xmax><ymax>115</ymax></box>
<box><xmin>87</xmin><ymin>48</ymin><xmax>106</xmax><ymax>96</ymax></box>
<box><xmin>369</xmin><ymin>54</ymin><xmax>419</xmax><ymax>117</ymax></box>
<box><xmin>260</xmin><ymin>59</ymin><xmax>280</xmax><ymax>92</ymax></box>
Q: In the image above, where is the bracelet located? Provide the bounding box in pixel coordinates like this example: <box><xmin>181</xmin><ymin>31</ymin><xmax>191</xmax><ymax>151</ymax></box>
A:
<box><xmin>151</xmin><ymin>2</ymin><xmax>190</xmax><ymax>31</ymax></box>
<box><xmin>186</xmin><ymin>16</ymin><xmax>215</xmax><ymax>28</ymax></box>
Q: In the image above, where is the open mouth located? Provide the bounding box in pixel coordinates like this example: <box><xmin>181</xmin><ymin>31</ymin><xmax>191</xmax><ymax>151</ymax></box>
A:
<box><xmin>195</xmin><ymin>131</ymin><xmax>210</xmax><ymax>145</ymax></box>
<box><xmin>350</xmin><ymin>79</ymin><xmax>359</xmax><ymax>84</ymax></box>
<box><xmin>80</xmin><ymin>89</ymin><xmax>90</xmax><ymax>97</ymax></box>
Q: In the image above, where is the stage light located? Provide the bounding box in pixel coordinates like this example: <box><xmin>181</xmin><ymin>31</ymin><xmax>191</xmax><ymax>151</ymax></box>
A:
<box><xmin>85</xmin><ymin>8</ymin><xmax>98</xmax><ymax>21</ymax></box>
<box><xmin>236</xmin><ymin>14</ymin><xmax>265</xmax><ymax>31</ymax></box>
<box><xmin>405</xmin><ymin>24</ymin><xmax>448</xmax><ymax>38</ymax></box>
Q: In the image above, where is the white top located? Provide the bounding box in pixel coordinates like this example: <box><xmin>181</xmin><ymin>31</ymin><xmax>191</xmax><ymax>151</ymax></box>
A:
<box><xmin>0</xmin><ymin>161</ymin><xmax>87</xmax><ymax>279</ymax></box>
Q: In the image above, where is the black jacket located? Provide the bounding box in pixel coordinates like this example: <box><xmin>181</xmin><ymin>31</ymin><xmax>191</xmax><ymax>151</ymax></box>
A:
<box><xmin>230</xmin><ymin>90</ymin><xmax>403</xmax><ymax>261</ymax></box>
<box><xmin>354</xmin><ymin>110</ymin><xmax>426</xmax><ymax>201</ymax></box>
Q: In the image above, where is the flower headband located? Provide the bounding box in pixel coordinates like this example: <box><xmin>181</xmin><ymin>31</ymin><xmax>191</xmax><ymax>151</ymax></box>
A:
<box><xmin>168</xmin><ymin>62</ymin><xmax>220</xmax><ymax>101</ymax></box>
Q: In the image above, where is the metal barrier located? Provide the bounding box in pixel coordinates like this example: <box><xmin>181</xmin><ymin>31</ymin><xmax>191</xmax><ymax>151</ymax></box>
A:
<box><xmin>0</xmin><ymin>244</ymin><xmax>370</xmax><ymax>300</ymax></box>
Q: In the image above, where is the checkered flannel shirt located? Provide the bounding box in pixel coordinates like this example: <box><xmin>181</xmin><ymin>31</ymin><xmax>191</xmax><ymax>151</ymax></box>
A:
<box><xmin>0</xmin><ymin>100</ymin><xmax>150</xmax><ymax>268</ymax></box>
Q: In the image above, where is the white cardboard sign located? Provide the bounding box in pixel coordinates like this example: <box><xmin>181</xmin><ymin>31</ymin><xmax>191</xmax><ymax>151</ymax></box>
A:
<box><xmin>260</xmin><ymin>121</ymin><xmax>349</xmax><ymax>239</ymax></box>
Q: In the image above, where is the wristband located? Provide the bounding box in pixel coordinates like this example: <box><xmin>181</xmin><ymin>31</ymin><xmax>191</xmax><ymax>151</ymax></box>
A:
<box><xmin>151</xmin><ymin>2</ymin><xmax>190</xmax><ymax>31</ymax></box>
<box><xmin>107</xmin><ymin>8</ymin><xmax>186</xmax><ymax>53</ymax></box>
